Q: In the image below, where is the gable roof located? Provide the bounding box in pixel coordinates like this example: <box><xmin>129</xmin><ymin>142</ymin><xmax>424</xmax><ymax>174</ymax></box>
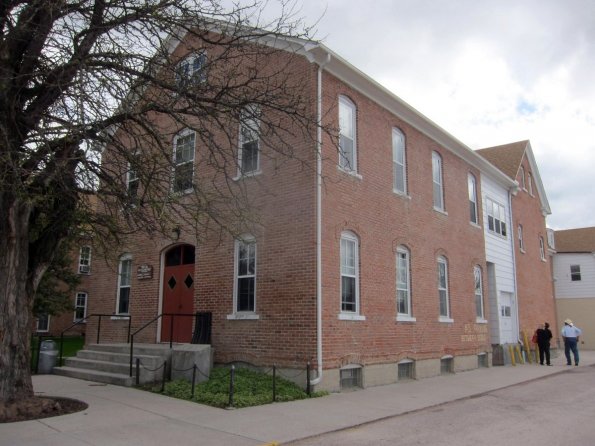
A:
<box><xmin>476</xmin><ymin>140</ymin><xmax>551</xmax><ymax>216</ymax></box>
<box><xmin>476</xmin><ymin>140</ymin><xmax>528</xmax><ymax>179</ymax></box>
<box><xmin>554</xmin><ymin>227</ymin><xmax>595</xmax><ymax>253</ymax></box>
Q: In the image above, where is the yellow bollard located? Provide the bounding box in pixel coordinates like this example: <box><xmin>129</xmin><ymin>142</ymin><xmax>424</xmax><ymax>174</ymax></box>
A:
<box><xmin>516</xmin><ymin>345</ymin><xmax>524</xmax><ymax>364</ymax></box>
<box><xmin>509</xmin><ymin>344</ymin><xmax>516</xmax><ymax>366</ymax></box>
<box><xmin>522</xmin><ymin>331</ymin><xmax>533</xmax><ymax>364</ymax></box>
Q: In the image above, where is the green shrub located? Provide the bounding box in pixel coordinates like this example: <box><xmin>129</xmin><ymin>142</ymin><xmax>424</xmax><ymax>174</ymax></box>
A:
<box><xmin>156</xmin><ymin>366</ymin><xmax>327</xmax><ymax>408</ymax></box>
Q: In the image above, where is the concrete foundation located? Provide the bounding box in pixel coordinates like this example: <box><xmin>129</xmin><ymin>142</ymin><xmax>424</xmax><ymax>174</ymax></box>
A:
<box><xmin>171</xmin><ymin>344</ymin><xmax>212</xmax><ymax>383</ymax></box>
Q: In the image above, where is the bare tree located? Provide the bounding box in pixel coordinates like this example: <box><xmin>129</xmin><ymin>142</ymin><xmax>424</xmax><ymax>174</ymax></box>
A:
<box><xmin>0</xmin><ymin>0</ymin><xmax>325</xmax><ymax>403</ymax></box>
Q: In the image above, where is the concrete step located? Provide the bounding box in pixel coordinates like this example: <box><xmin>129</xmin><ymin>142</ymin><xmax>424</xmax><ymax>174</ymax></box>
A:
<box><xmin>88</xmin><ymin>343</ymin><xmax>173</xmax><ymax>357</ymax></box>
<box><xmin>77</xmin><ymin>350</ymin><xmax>163</xmax><ymax>367</ymax></box>
<box><xmin>54</xmin><ymin>366</ymin><xmax>134</xmax><ymax>387</ymax></box>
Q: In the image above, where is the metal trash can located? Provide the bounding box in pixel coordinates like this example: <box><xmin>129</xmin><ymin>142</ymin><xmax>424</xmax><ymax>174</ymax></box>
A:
<box><xmin>38</xmin><ymin>340</ymin><xmax>58</xmax><ymax>374</ymax></box>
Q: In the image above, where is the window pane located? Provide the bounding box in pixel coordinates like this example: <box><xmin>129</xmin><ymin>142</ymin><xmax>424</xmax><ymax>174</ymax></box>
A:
<box><xmin>339</xmin><ymin>101</ymin><xmax>354</xmax><ymax>138</ymax></box>
<box><xmin>118</xmin><ymin>287</ymin><xmax>130</xmax><ymax>314</ymax></box>
<box><xmin>182</xmin><ymin>245</ymin><xmax>195</xmax><ymax>265</ymax></box>
<box><xmin>237</xmin><ymin>277</ymin><xmax>255</xmax><ymax>311</ymax></box>
<box><xmin>120</xmin><ymin>259</ymin><xmax>131</xmax><ymax>286</ymax></box>
<box><xmin>439</xmin><ymin>290</ymin><xmax>448</xmax><ymax>316</ymax></box>
<box><xmin>242</xmin><ymin>140</ymin><xmax>259</xmax><ymax>173</ymax></box>
<box><xmin>433</xmin><ymin>182</ymin><xmax>443</xmax><ymax>209</ymax></box>
<box><xmin>174</xmin><ymin>163</ymin><xmax>193</xmax><ymax>192</ymax></box>
<box><xmin>175</xmin><ymin>133</ymin><xmax>195</xmax><ymax>164</ymax></box>
<box><xmin>339</xmin><ymin>135</ymin><xmax>354</xmax><ymax>170</ymax></box>
<box><xmin>341</xmin><ymin>276</ymin><xmax>356</xmax><ymax>312</ymax></box>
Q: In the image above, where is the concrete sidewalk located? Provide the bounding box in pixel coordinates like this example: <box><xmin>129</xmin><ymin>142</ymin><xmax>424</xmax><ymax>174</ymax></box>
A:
<box><xmin>2</xmin><ymin>351</ymin><xmax>594</xmax><ymax>446</ymax></box>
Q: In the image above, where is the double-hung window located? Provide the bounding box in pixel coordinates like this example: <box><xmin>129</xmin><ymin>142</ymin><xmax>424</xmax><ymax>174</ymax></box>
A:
<box><xmin>528</xmin><ymin>173</ymin><xmax>534</xmax><ymax>196</ymax></box>
<box><xmin>127</xmin><ymin>154</ymin><xmax>139</xmax><ymax>204</ymax></box>
<box><xmin>340</xmin><ymin>232</ymin><xmax>360</xmax><ymax>315</ymax></box>
<box><xmin>78</xmin><ymin>246</ymin><xmax>91</xmax><ymax>274</ymax></box>
<box><xmin>486</xmin><ymin>198</ymin><xmax>507</xmax><ymax>237</ymax></box>
<box><xmin>74</xmin><ymin>292</ymin><xmax>88</xmax><ymax>322</ymax></box>
<box><xmin>116</xmin><ymin>254</ymin><xmax>132</xmax><ymax>314</ymax></box>
<box><xmin>36</xmin><ymin>314</ymin><xmax>50</xmax><ymax>332</ymax></box>
<box><xmin>437</xmin><ymin>256</ymin><xmax>450</xmax><ymax>320</ymax></box>
<box><xmin>432</xmin><ymin>152</ymin><xmax>444</xmax><ymax>211</ymax></box>
<box><xmin>539</xmin><ymin>236</ymin><xmax>546</xmax><ymax>261</ymax></box>
<box><xmin>234</xmin><ymin>237</ymin><xmax>256</xmax><ymax>313</ymax></box>
<box><xmin>239</xmin><ymin>105</ymin><xmax>260</xmax><ymax>175</ymax></box>
<box><xmin>176</xmin><ymin>52</ymin><xmax>207</xmax><ymax>88</ymax></box>
<box><xmin>474</xmin><ymin>266</ymin><xmax>484</xmax><ymax>320</ymax></box>
<box><xmin>570</xmin><ymin>265</ymin><xmax>581</xmax><ymax>281</ymax></box>
<box><xmin>392</xmin><ymin>128</ymin><xmax>407</xmax><ymax>194</ymax></box>
<box><xmin>396</xmin><ymin>247</ymin><xmax>412</xmax><ymax>319</ymax></box>
<box><xmin>338</xmin><ymin>97</ymin><xmax>357</xmax><ymax>172</ymax></box>
<box><xmin>468</xmin><ymin>174</ymin><xmax>478</xmax><ymax>224</ymax></box>
<box><xmin>518</xmin><ymin>224</ymin><xmax>525</xmax><ymax>251</ymax></box>
<box><xmin>173</xmin><ymin>130</ymin><xmax>195</xmax><ymax>193</ymax></box>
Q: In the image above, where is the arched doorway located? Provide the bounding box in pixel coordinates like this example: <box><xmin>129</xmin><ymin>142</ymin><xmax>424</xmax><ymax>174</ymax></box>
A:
<box><xmin>161</xmin><ymin>244</ymin><xmax>195</xmax><ymax>343</ymax></box>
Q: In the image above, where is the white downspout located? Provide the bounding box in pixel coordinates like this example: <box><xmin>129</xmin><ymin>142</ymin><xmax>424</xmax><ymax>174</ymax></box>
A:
<box><xmin>310</xmin><ymin>53</ymin><xmax>331</xmax><ymax>387</ymax></box>
<box><xmin>509</xmin><ymin>186</ymin><xmax>522</xmax><ymax>344</ymax></box>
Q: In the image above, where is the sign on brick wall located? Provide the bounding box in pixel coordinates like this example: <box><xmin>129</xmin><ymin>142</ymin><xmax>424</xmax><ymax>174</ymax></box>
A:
<box><xmin>137</xmin><ymin>264</ymin><xmax>153</xmax><ymax>280</ymax></box>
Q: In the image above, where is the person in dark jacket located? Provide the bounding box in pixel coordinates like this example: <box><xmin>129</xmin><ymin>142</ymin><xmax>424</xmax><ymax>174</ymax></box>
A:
<box><xmin>536</xmin><ymin>322</ymin><xmax>553</xmax><ymax>365</ymax></box>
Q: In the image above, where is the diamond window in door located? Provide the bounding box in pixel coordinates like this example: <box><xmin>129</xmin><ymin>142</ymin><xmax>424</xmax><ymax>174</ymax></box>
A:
<box><xmin>184</xmin><ymin>274</ymin><xmax>194</xmax><ymax>288</ymax></box>
<box><xmin>168</xmin><ymin>276</ymin><xmax>177</xmax><ymax>289</ymax></box>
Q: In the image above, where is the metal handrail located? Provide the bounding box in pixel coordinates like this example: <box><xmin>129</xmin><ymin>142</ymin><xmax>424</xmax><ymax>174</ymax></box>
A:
<box><xmin>58</xmin><ymin>313</ymin><xmax>131</xmax><ymax>366</ymax></box>
<box><xmin>129</xmin><ymin>312</ymin><xmax>197</xmax><ymax>376</ymax></box>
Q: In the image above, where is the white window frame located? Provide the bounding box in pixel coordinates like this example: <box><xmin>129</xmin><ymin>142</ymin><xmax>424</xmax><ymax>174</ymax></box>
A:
<box><xmin>339</xmin><ymin>231</ymin><xmax>364</xmax><ymax>320</ymax></box>
<box><xmin>518</xmin><ymin>224</ymin><xmax>525</xmax><ymax>252</ymax></box>
<box><xmin>238</xmin><ymin>105</ymin><xmax>261</xmax><ymax>176</ymax></box>
<box><xmin>539</xmin><ymin>236</ymin><xmax>546</xmax><ymax>261</ymax></box>
<box><xmin>175</xmin><ymin>51</ymin><xmax>207</xmax><ymax>88</ymax></box>
<box><xmin>172</xmin><ymin>129</ymin><xmax>195</xmax><ymax>194</ymax></box>
<box><xmin>116</xmin><ymin>254</ymin><xmax>132</xmax><ymax>315</ymax></box>
<box><xmin>127</xmin><ymin>153</ymin><xmax>140</xmax><ymax>204</ymax></box>
<box><xmin>36</xmin><ymin>314</ymin><xmax>50</xmax><ymax>332</ymax></box>
<box><xmin>468</xmin><ymin>174</ymin><xmax>478</xmax><ymax>224</ymax></box>
<box><xmin>432</xmin><ymin>151</ymin><xmax>445</xmax><ymax>211</ymax></box>
<box><xmin>229</xmin><ymin>236</ymin><xmax>259</xmax><ymax>319</ymax></box>
<box><xmin>437</xmin><ymin>256</ymin><xmax>452</xmax><ymax>321</ymax></box>
<box><xmin>527</xmin><ymin>172</ymin><xmax>534</xmax><ymax>196</ymax></box>
<box><xmin>570</xmin><ymin>265</ymin><xmax>581</xmax><ymax>281</ymax></box>
<box><xmin>519</xmin><ymin>166</ymin><xmax>526</xmax><ymax>190</ymax></box>
<box><xmin>338</xmin><ymin>96</ymin><xmax>357</xmax><ymax>173</ymax></box>
<box><xmin>396</xmin><ymin>246</ymin><xmax>414</xmax><ymax>321</ymax></box>
<box><xmin>486</xmin><ymin>198</ymin><xmax>507</xmax><ymax>237</ymax></box>
<box><xmin>474</xmin><ymin>266</ymin><xmax>485</xmax><ymax>321</ymax></box>
<box><xmin>78</xmin><ymin>246</ymin><xmax>91</xmax><ymax>274</ymax></box>
<box><xmin>392</xmin><ymin>128</ymin><xmax>407</xmax><ymax>195</ymax></box>
<box><xmin>74</xmin><ymin>292</ymin><xmax>88</xmax><ymax>322</ymax></box>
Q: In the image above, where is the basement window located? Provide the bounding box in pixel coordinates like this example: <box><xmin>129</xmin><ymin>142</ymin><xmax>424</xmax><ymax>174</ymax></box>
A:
<box><xmin>340</xmin><ymin>365</ymin><xmax>362</xmax><ymax>390</ymax></box>
<box><xmin>397</xmin><ymin>360</ymin><xmax>414</xmax><ymax>381</ymax></box>
<box><xmin>440</xmin><ymin>356</ymin><xmax>454</xmax><ymax>375</ymax></box>
<box><xmin>478</xmin><ymin>353</ymin><xmax>488</xmax><ymax>368</ymax></box>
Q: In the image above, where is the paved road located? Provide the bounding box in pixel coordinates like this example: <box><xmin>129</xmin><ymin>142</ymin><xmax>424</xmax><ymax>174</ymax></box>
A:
<box><xmin>288</xmin><ymin>365</ymin><xmax>595</xmax><ymax>446</ymax></box>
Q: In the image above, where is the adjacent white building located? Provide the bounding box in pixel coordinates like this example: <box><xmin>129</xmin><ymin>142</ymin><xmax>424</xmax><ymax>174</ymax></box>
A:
<box><xmin>553</xmin><ymin>227</ymin><xmax>595</xmax><ymax>350</ymax></box>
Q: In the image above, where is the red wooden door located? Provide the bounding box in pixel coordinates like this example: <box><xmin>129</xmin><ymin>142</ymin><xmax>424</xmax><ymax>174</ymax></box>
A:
<box><xmin>161</xmin><ymin>244</ymin><xmax>195</xmax><ymax>343</ymax></box>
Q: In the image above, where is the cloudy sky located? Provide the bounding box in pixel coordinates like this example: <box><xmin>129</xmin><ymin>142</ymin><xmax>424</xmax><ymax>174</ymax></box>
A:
<box><xmin>277</xmin><ymin>0</ymin><xmax>594</xmax><ymax>230</ymax></box>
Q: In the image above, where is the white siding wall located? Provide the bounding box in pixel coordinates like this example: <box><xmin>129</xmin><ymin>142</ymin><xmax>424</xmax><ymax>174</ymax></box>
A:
<box><xmin>553</xmin><ymin>252</ymin><xmax>595</xmax><ymax>299</ymax></box>
<box><xmin>481</xmin><ymin>175</ymin><xmax>516</xmax><ymax>344</ymax></box>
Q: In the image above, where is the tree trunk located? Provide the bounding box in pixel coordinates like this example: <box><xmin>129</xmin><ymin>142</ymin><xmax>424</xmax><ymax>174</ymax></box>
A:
<box><xmin>0</xmin><ymin>197</ymin><xmax>34</xmax><ymax>402</ymax></box>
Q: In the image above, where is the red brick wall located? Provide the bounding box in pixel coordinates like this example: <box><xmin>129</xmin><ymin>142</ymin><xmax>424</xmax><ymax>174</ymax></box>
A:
<box><xmin>511</xmin><ymin>156</ymin><xmax>557</xmax><ymax>341</ymax></box>
<box><xmin>318</xmin><ymin>72</ymin><xmax>489</xmax><ymax>370</ymax></box>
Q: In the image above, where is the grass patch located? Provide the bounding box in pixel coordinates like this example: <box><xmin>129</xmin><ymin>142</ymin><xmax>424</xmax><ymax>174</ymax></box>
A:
<box><xmin>154</xmin><ymin>366</ymin><xmax>327</xmax><ymax>408</ymax></box>
<box><xmin>30</xmin><ymin>336</ymin><xmax>85</xmax><ymax>370</ymax></box>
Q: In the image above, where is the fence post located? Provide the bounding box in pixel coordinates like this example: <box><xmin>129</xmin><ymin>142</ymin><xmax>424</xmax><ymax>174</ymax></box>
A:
<box><xmin>129</xmin><ymin>335</ymin><xmax>134</xmax><ymax>377</ymax></box>
<box><xmin>191</xmin><ymin>364</ymin><xmax>197</xmax><ymax>399</ymax></box>
<box><xmin>228</xmin><ymin>365</ymin><xmax>235</xmax><ymax>408</ymax></box>
<box><xmin>135</xmin><ymin>358</ymin><xmax>140</xmax><ymax>386</ymax></box>
<box><xmin>161</xmin><ymin>360</ymin><xmax>167</xmax><ymax>392</ymax></box>
<box><xmin>306</xmin><ymin>362</ymin><xmax>311</xmax><ymax>396</ymax></box>
<box><xmin>169</xmin><ymin>314</ymin><xmax>174</xmax><ymax>349</ymax></box>
<box><xmin>96</xmin><ymin>315</ymin><xmax>102</xmax><ymax>344</ymax></box>
<box><xmin>127</xmin><ymin>316</ymin><xmax>132</xmax><ymax>344</ymax></box>
<box><xmin>272</xmin><ymin>364</ymin><xmax>277</xmax><ymax>402</ymax></box>
<box><xmin>58</xmin><ymin>332</ymin><xmax>64</xmax><ymax>366</ymax></box>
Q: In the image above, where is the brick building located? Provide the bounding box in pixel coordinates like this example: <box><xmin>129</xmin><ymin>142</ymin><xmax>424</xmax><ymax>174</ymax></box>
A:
<box><xmin>76</xmin><ymin>33</ymin><xmax>555</xmax><ymax>391</ymax></box>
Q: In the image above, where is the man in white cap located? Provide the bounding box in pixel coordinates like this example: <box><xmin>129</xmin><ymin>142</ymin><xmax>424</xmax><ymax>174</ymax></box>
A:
<box><xmin>561</xmin><ymin>318</ymin><xmax>582</xmax><ymax>366</ymax></box>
